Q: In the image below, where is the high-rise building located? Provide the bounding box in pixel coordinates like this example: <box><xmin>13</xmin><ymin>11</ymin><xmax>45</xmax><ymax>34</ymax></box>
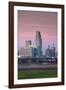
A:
<box><xmin>45</xmin><ymin>45</ymin><xmax>51</xmax><ymax>58</ymax></box>
<box><xmin>25</xmin><ymin>40</ymin><xmax>32</xmax><ymax>47</ymax></box>
<box><xmin>19</xmin><ymin>47</ymin><xmax>33</xmax><ymax>58</ymax></box>
<box><xmin>35</xmin><ymin>31</ymin><xmax>42</xmax><ymax>49</ymax></box>
<box><xmin>45</xmin><ymin>45</ymin><xmax>56</xmax><ymax>58</ymax></box>
<box><xmin>35</xmin><ymin>31</ymin><xmax>43</xmax><ymax>57</ymax></box>
<box><xmin>51</xmin><ymin>46</ymin><xmax>55</xmax><ymax>57</ymax></box>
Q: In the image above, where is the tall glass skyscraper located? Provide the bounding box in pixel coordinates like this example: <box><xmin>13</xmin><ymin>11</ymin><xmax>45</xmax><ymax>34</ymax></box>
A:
<box><xmin>35</xmin><ymin>31</ymin><xmax>43</xmax><ymax>57</ymax></box>
<box><xmin>35</xmin><ymin>31</ymin><xmax>42</xmax><ymax>49</ymax></box>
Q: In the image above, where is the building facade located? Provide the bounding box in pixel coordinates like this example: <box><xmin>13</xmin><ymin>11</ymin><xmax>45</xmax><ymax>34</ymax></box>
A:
<box><xmin>19</xmin><ymin>47</ymin><xmax>33</xmax><ymax>58</ymax></box>
<box><xmin>45</xmin><ymin>45</ymin><xmax>56</xmax><ymax>58</ymax></box>
<box><xmin>35</xmin><ymin>31</ymin><xmax>43</xmax><ymax>57</ymax></box>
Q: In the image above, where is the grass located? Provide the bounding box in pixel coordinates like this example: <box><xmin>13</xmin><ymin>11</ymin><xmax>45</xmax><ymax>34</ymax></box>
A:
<box><xmin>18</xmin><ymin>69</ymin><xmax>57</xmax><ymax>79</ymax></box>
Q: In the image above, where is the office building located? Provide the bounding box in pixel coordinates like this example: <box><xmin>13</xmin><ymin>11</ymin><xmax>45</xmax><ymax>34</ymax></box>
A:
<box><xmin>35</xmin><ymin>31</ymin><xmax>43</xmax><ymax>57</ymax></box>
<box><xmin>19</xmin><ymin>47</ymin><xmax>33</xmax><ymax>58</ymax></box>
<box><xmin>25</xmin><ymin>40</ymin><xmax>32</xmax><ymax>47</ymax></box>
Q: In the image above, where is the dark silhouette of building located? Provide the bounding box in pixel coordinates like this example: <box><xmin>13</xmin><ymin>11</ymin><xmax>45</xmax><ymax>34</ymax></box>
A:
<box><xmin>51</xmin><ymin>45</ymin><xmax>56</xmax><ymax>57</ymax></box>
<box><xmin>45</xmin><ymin>45</ymin><xmax>56</xmax><ymax>58</ymax></box>
<box><xmin>35</xmin><ymin>31</ymin><xmax>42</xmax><ymax>49</ymax></box>
<box><xmin>25</xmin><ymin>40</ymin><xmax>32</xmax><ymax>47</ymax></box>
<box><xmin>35</xmin><ymin>31</ymin><xmax>43</xmax><ymax>57</ymax></box>
<box><xmin>45</xmin><ymin>45</ymin><xmax>51</xmax><ymax>58</ymax></box>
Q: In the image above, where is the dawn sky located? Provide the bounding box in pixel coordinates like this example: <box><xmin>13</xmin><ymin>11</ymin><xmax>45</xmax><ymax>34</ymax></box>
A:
<box><xmin>18</xmin><ymin>10</ymin><xmax>57</xmax><ymax>54</ymax></box>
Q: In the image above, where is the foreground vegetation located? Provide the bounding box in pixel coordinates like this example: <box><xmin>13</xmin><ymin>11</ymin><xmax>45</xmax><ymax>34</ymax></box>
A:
<box><xmin>18</xmin><ymin>69</ymin><xmax>57</xmax><ymax>79</ymax></box>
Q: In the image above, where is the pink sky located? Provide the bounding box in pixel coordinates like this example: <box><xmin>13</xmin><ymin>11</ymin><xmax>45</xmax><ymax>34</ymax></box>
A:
<box><xmin>17</xmin><ymin>10</ymin><xmax>57</xmax><ymax>53</ymax></box>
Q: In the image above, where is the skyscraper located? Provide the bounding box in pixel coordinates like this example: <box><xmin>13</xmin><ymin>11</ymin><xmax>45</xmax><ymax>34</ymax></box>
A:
<box><xmin>35</xmin><ymin>31</ymin><xmax>43</xmax><ymax>57</ymax></box>
<box><xmin>35</xmin><ymin>31</ymin><xmax>42</xmax><ymax>49</ymax></box>
<box><xmin>45</xmin><ymin>45</ymin><xmax>51</xmax><ymax>58</ymax></box>
<box><xmin>45</xmin><ymin>45</ymin><xmax>56</xmax><ymax>58</ymax></box>
<box><xmin>25</xmin><ymin>40</ymin><xmax>32</xmax><ymax>47</ymax></box>
<box><xmin>51</xmin><ymin>45</ymin><xmax>55</xmax><ymax>57</ymax></box>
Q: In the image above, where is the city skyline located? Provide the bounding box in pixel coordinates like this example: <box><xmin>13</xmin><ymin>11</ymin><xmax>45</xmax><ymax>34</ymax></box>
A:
<box><xmin>18</xmin><ymin>31</ymin><xmax>57</xmax><ymax>57</ymax></box>
<box><xmin>18</xmin><ymin>10</ymin><xmax>57</xmax><ymax>54</ymax></box>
